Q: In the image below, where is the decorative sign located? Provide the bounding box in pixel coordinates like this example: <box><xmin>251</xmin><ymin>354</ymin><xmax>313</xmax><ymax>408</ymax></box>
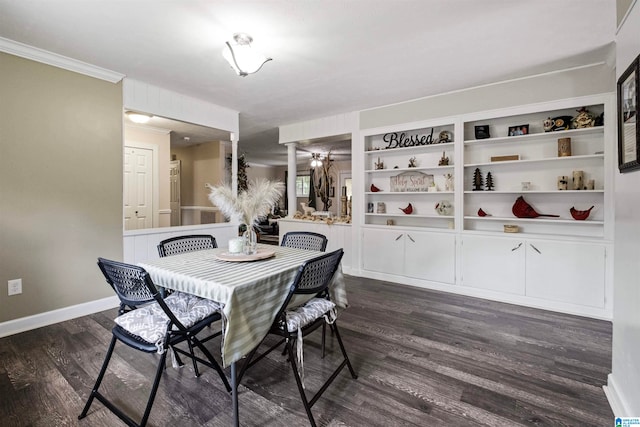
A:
<box><xmin>390</xmin><ymin>171</ymin><xmax>434</xmax><ymax>192</ymax></box>
<box><xmin>383</xmin><ymin>128</ymin><xmax>435</xmax><ymax>149</ymax></box>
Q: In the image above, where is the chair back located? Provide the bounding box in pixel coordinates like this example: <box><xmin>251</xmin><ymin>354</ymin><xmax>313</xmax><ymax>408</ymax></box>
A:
<box><xmin>281</xmin><ymin>231</ymin><xmax>328</xmax><ymax>252</ymax></box>
<box><xmin>280</xmin><ymin>249</ymin><xmax>343</xmax><ymax>311</ymax></box>
<box><xmin>97</xmin><ymin>257</ymin><xmax>159</xmax><ymax>308</ymax></box>
<box><xmin>157</xmin><ymin>234</ymin><xmax>217</xmax><ymax>257</ymax></box>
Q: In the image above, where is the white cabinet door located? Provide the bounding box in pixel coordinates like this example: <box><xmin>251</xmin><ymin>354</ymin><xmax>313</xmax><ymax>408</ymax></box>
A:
<box><xmin>525</xmin><ymin>240</ymin><xmax>606</xmax><ymax>308</ymax></box>
<box><xmin>362</xmin><ymin>228</ymin><xmax>404</xmax><ymax>276</ymax></box>
<box><xmin>461</xmin><ymin>235</ymin><xmax>525</xmax><ymax>295</ymax></box>
<box><xmin>404</xmin><ymin>231</ymin><xmax>455</xmax><ymax>284</ymax></box>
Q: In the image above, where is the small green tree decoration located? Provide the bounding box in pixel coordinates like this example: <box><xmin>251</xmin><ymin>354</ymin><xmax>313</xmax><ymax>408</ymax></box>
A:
<box><xmin>485</xmin><ymin>171</ymin><xmax>494</xmax><ymax>191</ymax></box>
<box><xmin>473</xmin><ymin>168</ymin><xmax>483</xmax><ymax>191</ymax></box>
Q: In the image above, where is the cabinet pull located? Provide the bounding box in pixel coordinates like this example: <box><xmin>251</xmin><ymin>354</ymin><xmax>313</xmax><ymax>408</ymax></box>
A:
<box><xmin>395</xmin><ymin>234</ymin><xmax>403</xmax><ymax>241</ymax></box>
<box><xmin>407</xmin><ymin>235</ymin><xmax>415</xmax><ymax>243</ymax></box>
<box><xmin>530</xmin><ymin>244</ymin><xmax>541</xmax><ymax>254</ymax></box>
<box><xmin>511</xmin><ymin>242</ymin><xmax>522</xmax><ymax>251</ymax></box>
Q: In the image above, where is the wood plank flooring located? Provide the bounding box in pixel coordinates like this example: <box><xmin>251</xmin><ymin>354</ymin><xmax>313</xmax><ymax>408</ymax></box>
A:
<box><xmin>0</xmin><ymin>276</ymin><xmax>613</xmax><ymax>426</ymax></box>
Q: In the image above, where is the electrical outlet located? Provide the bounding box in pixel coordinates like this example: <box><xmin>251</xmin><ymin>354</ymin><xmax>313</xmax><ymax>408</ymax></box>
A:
<box><xmin>8</xmin><ymin>279</ymin><xmax>22</xmax><ymax>296</ymax></box>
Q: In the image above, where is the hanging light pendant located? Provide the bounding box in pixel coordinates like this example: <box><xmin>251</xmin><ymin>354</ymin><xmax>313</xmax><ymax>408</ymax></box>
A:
<box><xmin>310</xmin><ymin>153</ymin><xmax>323</xmax><ymax>167</ymax></box>
<box><xmin>222</xmin><ymin>33</ymin><xmax>272</xmax><ymax>77</ymax></box>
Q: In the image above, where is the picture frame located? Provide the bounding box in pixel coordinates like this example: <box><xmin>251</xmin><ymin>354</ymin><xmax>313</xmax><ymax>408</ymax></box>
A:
<box><xmin>617</xmin><ymin>54</ymin><xmax>640</xmax><ymax>173</ymax></box>
<box><xmin>474</xmin><ymin>125</ymin><xmax>490</xmax><ymax>139</ymax></box>
<box><xmin>329</xmin><ymin>186</ymin><xmax>335</xmax><ymax>198</ymax></box>
<box><xmin>508</xmin><ymin>124</ymin><xmax>529</xmax><ymax>137</ymax></box>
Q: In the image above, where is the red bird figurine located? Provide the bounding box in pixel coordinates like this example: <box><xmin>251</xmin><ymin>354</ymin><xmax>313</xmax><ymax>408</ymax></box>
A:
<box><xmin>370</xmin><ymin>184</ymin><xmax>381</xmax><ymax>192</ymax></box>
<box><xmin>478</xmin><ymin>208</ymin><xmax>490</xmax><ymax>217</ymax></box>
<box><xmin>399</xmin><ymin>203</ymin><xmax>413</xmax><ymax>214</ymax></box>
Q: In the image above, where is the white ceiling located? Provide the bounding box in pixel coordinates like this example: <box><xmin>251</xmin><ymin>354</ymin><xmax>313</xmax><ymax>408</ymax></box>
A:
<box><xmin>0</xmin><ymin>0</ymin><xmax>616</xmax><ymax>165</ymax></box>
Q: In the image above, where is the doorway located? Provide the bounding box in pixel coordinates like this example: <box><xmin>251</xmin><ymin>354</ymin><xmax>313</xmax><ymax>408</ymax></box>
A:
<box><xmin>124</xmin><ymin>146</ymin><xmax>154</xmax><ymax>230</ymax></box>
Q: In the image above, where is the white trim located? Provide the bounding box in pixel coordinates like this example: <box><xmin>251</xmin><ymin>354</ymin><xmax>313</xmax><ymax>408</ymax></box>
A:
<box><xmin>0</xmin><ymin>296</ymin><xmax>119</xmax><ymax>338</ymax></box>
<box><xmin>616</xmin><ymin>0</ymin><xmax>638</xmax><ymax>34</ymax></box>
<box><xmin>604</xmin><ymin>374</ymin><xmax>632</xmax><ymax>416</ymax></box>
<box><xmin>0</xmin><ymin>36</ymin><xmax>124</xmax><ymax>83</ymax></box>
<box><xmin>360</xmin><ymin>63</ymin><xmax>607</xmax><ymax>113</ymax></box>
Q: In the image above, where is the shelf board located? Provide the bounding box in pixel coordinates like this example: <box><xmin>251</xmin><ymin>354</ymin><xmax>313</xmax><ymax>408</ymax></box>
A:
<box><xmin>366</xmin><ymin>165</ymin><xmax>454</xmax><ymax>173</ymax></box>
<box><xmin>463</xmin><ymin>190</ymin><xmax>604</xmax><ymax>194</ymax></box>
<box><xmin>463</xmin><ymin>126</ymin><xmax>603</xmax><ymax>145</ymax></box>
<box><xmin>464</xmin><ymin>153</ymin><xmax>603</xmax><ymax>168</ymax></box>
<box><xmin>365</xmin><ymin>141</ymin><xmax>454</xmax><ymax>154</ymax></box>
<box><xmin>463</xmin><ymin>215</ymin><xmax>603</xmax><ymax>225</ymax></box>
<box><xmin>366</xmin><ymin>213</ymin><xmax>454</xmax><ymax>219</ymax></box>
<box><xmin>366</xmin><ymin>191</ymin><xmax>454</xmax><ymax>195</ymax></box>
<box><xmin>363</xmin><ymin>224</ymin><xmax>457</xmax><ymax>233</ymax></box>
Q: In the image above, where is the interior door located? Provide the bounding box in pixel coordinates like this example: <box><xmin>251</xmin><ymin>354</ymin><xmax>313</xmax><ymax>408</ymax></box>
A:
<box><xmin>169</xmin><ymin>160</ymin><xmax>181</xmax><ymax>226</ymax></box>
<box><xmin>124</xmin><ymin>146</ymin><xmax>153</xmax><ymax>230</ymax></box>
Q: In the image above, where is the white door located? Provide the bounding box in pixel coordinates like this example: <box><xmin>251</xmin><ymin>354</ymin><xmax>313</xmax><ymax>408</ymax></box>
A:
<box><xmin>362</xmin><ymin>228</ymin><xmax>404</xmax><ymax>276</ymax></box>
<box><xmin>461</xmin><ymin>235</ymin><xmax>525</xmax><ymax>295</ymax></box>
<box><xmin>525</xmin><ymin>240</ymin><xmax>606</xmax><ymax>308</ymax></box>
<box><xmin>124</xmin><ymin>146</ymin><xmax>153</xmax><ymax>230</ymax></box>
<box><xmin>404</xmin><ymin>231</ymin><xmax>455</xmax><ymax>284</ymax></box>
<box><xmin>169</xmin><ymin>160</ymin><xmax>181</xmax><ymax>226</ymax></box>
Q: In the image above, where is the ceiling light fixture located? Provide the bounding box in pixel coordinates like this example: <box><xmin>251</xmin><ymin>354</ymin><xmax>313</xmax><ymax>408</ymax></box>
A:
<box><xmin>222</xmin><ymin>33</ymin><xmax>272</xmax><ymax>77</ymax></box>
<box><xmin>310</xmin><ymin>153</ymin><xmax>323</xmax><ymax>167</ymax></box>
<box><xmin>126</xmin><ymin>111</ymin><xmax>153</xmax><ymax>124</ymax></box>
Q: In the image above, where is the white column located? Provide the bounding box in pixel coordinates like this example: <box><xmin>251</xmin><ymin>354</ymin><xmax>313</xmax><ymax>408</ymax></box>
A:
<box><xmin>231</xmin><ymin>133</ymin><xmax>238</xmax><ymax>195</ymax></box>
<box><xmin>287</xmin><ymin>142</ymin><xmax>297</xmax><ymax>217</ymax></box>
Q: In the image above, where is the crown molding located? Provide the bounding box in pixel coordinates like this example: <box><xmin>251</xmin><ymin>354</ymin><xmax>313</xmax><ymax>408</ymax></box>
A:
<box><xmin>0</xmin><ymin>36</ymin><xmax>124</xmax><ymax>83</ymax></box>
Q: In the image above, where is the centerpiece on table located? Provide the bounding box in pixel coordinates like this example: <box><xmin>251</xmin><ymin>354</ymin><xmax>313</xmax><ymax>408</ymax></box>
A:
<box><xmin>207</xmin><ymin>179</ymin><xmax>284</xmax><ymax>255</ymax></box>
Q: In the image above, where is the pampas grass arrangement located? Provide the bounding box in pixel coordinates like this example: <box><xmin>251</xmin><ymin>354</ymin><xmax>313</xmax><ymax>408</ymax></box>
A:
<box><xmin>206</xmin><ymin>179</ymin><xmax>284</xmax><ymax>226</ymax></box>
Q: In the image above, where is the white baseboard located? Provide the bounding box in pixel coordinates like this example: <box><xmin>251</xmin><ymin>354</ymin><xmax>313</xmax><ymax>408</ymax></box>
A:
<box><xmin>604</xmin><ymin>373</ymin><xmax>631</xmax><ymax>417</ymax></box>
<box><xmin>0</xmin><ymin>296</ymin><xmax>119</xmax><ymax>338</ymax></box>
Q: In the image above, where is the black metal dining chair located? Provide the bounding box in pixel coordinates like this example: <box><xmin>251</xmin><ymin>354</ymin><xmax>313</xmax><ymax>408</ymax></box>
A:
<box><xmin>237</xmin><ymin>249</ymin><xmax>357</xmax><ymax>427</ymax></box>
<box><xmin>281</xmin><ymin>231</ymin><xmax>328</xmax><ymax>252</ymax></box>
<box><xmin>79</xmin><ymin>258</ymin><xmax>231</xmax><ymax>427</ymax></box>
<box><xmin>157</xmin><ymin>234</ymin><xmax>217</xmax><ymax>257</ymax></box>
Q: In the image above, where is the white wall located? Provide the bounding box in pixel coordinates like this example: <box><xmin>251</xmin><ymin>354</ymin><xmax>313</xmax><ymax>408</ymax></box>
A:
<box><xmin>607</xmin><ymin>0</ymin><xmax>640</xmax><ymax>416</ymax></box>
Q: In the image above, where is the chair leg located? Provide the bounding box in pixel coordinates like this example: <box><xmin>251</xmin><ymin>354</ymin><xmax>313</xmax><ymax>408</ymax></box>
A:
<box><xmin>186</xmin><ymin>339</ymin><xmax>201</xmax><ymax>377</ymax></box>
<box><xmin>139</xmin><ymin>351</ymin><xmax>169</xmax><ymax>427</ymax></box>
<box><xmin>331</xmin><ymin>323</ymin><xmax>358</xmax><ymax>379</ymax></box>
<box><xmin>285</xmin><ymin>339</ymin><xmax>317</xmax><ymax>427</ymax></box>
<box><xmin>79</xmin><ymin>335</ymin><xmax>117</xmax><ymax>420</ymax></box>
<box><xmin>191</xmin><ymin>337</ymin><xmax>231</xmax><ymax>392</ymax></box>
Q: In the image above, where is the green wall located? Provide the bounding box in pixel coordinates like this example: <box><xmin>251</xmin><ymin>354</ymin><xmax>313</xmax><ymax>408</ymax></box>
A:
<box><xmin>0</xmin><ymin>52</ymin><xmax>123</xmax><ymax>322</ymax></box>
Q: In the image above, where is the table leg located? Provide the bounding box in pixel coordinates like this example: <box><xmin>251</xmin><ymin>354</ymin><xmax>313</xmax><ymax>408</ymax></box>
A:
<box><xmin>231</xmin><ymin>361</ymin><xmax>239</xmax><ymax>427</ymax></box>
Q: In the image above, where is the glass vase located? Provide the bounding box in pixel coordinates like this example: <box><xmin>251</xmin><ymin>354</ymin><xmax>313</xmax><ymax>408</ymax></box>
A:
<box><xmin>242</xmin><ymin>226</ymin><xmax>258</xmax><ymax>255</ymax></box>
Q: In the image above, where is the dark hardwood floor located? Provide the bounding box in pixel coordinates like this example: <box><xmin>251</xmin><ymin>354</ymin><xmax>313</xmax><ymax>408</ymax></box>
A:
<box><xmin>0</xmin><ymin>276</ymin><xmax>613</xmax><ymax>426</ymax></box>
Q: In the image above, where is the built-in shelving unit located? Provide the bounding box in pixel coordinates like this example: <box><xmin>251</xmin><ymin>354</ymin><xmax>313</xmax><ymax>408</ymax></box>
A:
<box><xmin>363</xmin><ymin>123</ymin><xmax>456</xmax><ymax>229</ymax></box>
<box><xmin>357</xmin><ymin>94</ymin><xmax>614</xmax><ymax>319</ymax></box>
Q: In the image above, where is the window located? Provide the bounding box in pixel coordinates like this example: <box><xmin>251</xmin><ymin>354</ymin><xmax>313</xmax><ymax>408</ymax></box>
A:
<box><xmin>295</xmin><ymin>175</ymin><xmax>311</xmax><ymax>197</ymax></box>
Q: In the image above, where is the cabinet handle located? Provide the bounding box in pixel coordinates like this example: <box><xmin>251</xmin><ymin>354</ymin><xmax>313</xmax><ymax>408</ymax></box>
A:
<box><xmin>511</xmin><ymin>242</ymin><xmax>522</xmax><ymax>251</ymax></box>
<box><xmin>530</xmin><ymin>244</ymin><xmax>541</xmax><ymax>254</ymax></box>
<box><xmin>395</xmin><ymin>234</ymin><xmax>404</xmax><ymax>241</ymax></box>
<box><xmin>407</xmin><ymin>235</ymin><xmax>415</xmax><ymax>243</ymax></box>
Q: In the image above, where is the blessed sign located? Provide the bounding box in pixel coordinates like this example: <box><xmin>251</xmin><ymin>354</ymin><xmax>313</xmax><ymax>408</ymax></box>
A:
<box><xmin>383</xmin><ymin>128</ymin><xmax>434</xmax><ymax>149</ymax></box>
<box><xmin>390</xmin><ymin>171</ymin><xmax>434</xmax><ymax>192</ymax></box>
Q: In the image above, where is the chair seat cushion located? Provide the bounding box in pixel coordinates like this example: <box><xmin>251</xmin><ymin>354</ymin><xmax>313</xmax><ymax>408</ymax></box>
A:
<box><xmin>114</xmin><ymin>292</ymin><xmax>221</xmax><ymax>349</ymax></box>
<box><xmin>285</xmin><ymin>298</ymin><xmax>335</xmax><ymax>332</ymax></box>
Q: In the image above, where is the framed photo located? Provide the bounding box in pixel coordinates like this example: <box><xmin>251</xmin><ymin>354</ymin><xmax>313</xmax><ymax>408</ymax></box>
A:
<box><xmin>617</xmin><ymin>54</ymin><xmax>640</xmax><ymax>173</ymax></box>
<box><xmin>474</xmin><ymin>125</ymin><xmax>490</xmax><ymax>139</ymax></box>
<box><xmin>508</xmin><ymin>124</ymin><xmax>529</xmax><ymax>137</ymax></box>
<box><xmin>329</xmin><ymin>186</ymin><xmax>335</xmax><ymax>198</ymax></box>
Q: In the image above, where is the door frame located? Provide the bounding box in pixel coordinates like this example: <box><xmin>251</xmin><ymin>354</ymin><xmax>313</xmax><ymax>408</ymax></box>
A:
<box><xmin>124</xmin><ymin>141</ymin><xmax>159</xmax><ymax>228</ymax></box>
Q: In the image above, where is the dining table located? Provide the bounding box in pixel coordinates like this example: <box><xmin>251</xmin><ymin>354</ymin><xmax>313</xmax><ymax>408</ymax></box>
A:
<box><xmin>138</xmin><ymin>243</ymin><xmax>348</xmax><ymax>427</ymax></box>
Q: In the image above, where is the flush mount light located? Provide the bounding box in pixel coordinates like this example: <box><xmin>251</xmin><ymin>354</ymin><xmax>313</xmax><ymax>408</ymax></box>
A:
<box><xmin>125</xmin><ymin>111</ymin><xmax>153</xmax><ymax>124</ymax></box>
<box><xmin>222</xmin><ymin>33</ymin><xmax>272</xmax><ymax>77</ymax></box>
<box><xmin>310</xmin><ymin>153</ymin><xmax>323</xmax><ymax>167</ymax></box>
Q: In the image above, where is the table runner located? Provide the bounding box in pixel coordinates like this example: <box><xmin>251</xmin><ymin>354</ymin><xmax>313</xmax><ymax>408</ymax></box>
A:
<box><xmin>139</xmin><ymin>244</ymin><xmax>347</xmax><ymax>367</ymax></box>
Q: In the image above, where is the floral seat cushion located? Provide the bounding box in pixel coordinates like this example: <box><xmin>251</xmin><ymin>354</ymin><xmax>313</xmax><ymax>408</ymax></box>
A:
<box><xmin>114</xmin><ymin>292</ymin><xmax>221</xmax><ymax>352</ymax></box>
